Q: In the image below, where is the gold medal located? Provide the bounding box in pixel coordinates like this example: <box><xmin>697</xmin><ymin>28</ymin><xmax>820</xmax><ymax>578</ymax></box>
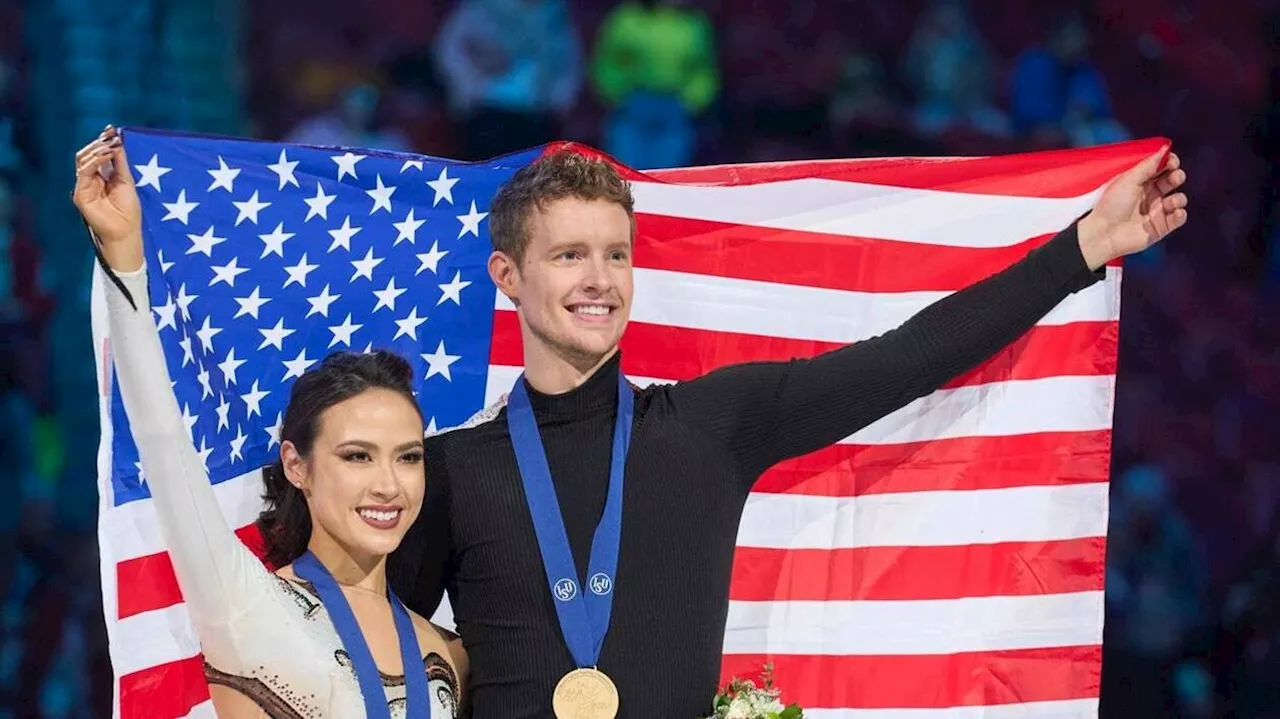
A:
<box><xmin>552</xmin><ymin>667</ymin><xmax>619</xmax><ymax>719</ymax></box>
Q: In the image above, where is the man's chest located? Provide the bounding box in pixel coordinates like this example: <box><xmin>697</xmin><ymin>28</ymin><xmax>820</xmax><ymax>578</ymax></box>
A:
<box><xmin>443</xmin><ymin>422</ymin><xmax>748</xmax><ymax>590</ymax></box>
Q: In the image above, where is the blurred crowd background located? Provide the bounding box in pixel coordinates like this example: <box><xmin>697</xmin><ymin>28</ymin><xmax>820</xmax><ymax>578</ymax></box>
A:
<box><xmin>0</xmin><ymin>0</ymin><xmax>1277</xmax><ymax>716</ymax></box>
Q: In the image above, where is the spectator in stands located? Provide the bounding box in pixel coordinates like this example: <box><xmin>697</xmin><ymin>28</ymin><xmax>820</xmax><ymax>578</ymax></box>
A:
<box><xmin>0</xmin><ymin>59</ymin><xmax>24</xmax><ymax>175</ymax></box>
<box><xmin>827</xmin><ymin>49</ymin><xmax>895</xmax><ymax>136</ymax></box>
<box><xmin>1248</xmin><ymin>8</ymin><xmax>1279</xmax><ymax>286</ymax></box>
<box><xmin>286</xmin><ymin>82</ymin><xmax>413</xmax><ymax>153</ymax></box>
<box><xmin>0</xmin><ymin>178</ymin><xmax>13</xmax><ymax>312</ymax></box>
<box><xmin>1212</xmin><ymin>517</ymin><xmax>1280</xmax><ymax>717</ymax></box>
<box><xmin>825</xmin><ymin>45</ymin><xmax>948</xmax><ymax>159</ymax></box>
<box><xmin>1103</xmin><ymin>463</ymin><xmax>1208</xmax><ymax>714</ymax></box>
<box><xmin>434</xmin><ymin>0</ymin><xmax>582</xmax><ymax>160</ymax></box>
<box><xmin>898</xmin><ymin>0</ymin><xmax>1011</xmax><ymax>141</ymax></box>
<box><xmin>1171</xmin><ymin>658</ymin><xmax>1216</xmax><ymax>718</ymax></box>
<box><xmin>1008</xmin><ymin>8</ymin><xmax>1128</xmax><ymax>148</ymax></box>
<box><xmin>589</xmin><ymin>0</ymin><xmax>719</xmax><ymax>169</ymax></box>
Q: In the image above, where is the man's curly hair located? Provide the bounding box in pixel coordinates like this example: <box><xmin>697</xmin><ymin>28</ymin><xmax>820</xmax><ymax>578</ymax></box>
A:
<box><xmin>487</xmin><ymin>149</ymin><xmax>636</xmax><ymax>265</ymax></box>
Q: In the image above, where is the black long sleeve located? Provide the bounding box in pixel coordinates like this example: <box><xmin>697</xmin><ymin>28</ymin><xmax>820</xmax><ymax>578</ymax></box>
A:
<box><xmin>386</xmin><ymin>221</ymin><xmax>1106</xmax><ymax>718</ymax></box>
<box><xmin>665</xmin><ymin>221</ymin><xmax>1102</xmax><ymax>482</ymax></box>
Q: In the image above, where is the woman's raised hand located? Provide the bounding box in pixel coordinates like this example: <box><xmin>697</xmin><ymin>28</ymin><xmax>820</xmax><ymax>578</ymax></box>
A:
<box><xmin>72</xmin><ymin>125</ymin><xmax>144</xmax><ymax>272</ymax></box>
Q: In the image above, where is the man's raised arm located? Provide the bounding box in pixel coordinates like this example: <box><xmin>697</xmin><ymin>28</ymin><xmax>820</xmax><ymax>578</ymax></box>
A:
<box><xmin>664</xmin><ymin>149</ymin><xmax>1188</xmax><ymax>484</ymax></box>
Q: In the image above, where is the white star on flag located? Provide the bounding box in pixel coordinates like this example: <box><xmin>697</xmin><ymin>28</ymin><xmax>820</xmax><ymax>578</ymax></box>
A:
<box><xmin>229</xmin><ymin>426</ymin><xmax>248</xmax><ymax>461</ymax></box>
<box><xmin>162</xmin><ymin>190</ymin><xmax>199</xmax><ymax>224</ymax></box>
<box><xmin>350</xmin><ymin>248</ymin><xmax>383</xmax><ymax>282</ymax></box>
<box><xmin>196</xmin><ymin>317</ymin><xmax>223</xmax><ymax>353</ymax></box>
<box><xmin>437</xmin><ymin>271</ymin><xmax>472</xmax><ymax>306</ymax></box>
<box><xmin>304</xmin><ymin>182</ymin><xmax>335</xmax><ymax>221</ymax></box>
<box><xmin>328</xmin><ymin>314</ymin><xmax>363</xmax><ymax>348</ymax></box>
<box><xmin>267</xmin><ymin>412</ymin><xmax>283</xmax><ymax>448</ymax></box>
<box><xmin>196</xmin><ymin>365</ymin><xmax>213</xmax><ymax>399</ymax></box>
<box><xmin>282</xmin><ymin>349</ymin><xmax>316</xmax><ymax>380</ymax></box>
<box><xmin>216</xmin><ymin>395</ymin><xmax>231</xmax><ymax>432</ymax></box>
<box><xmin>186</xmin><ymin>227</ymin><xmax>226</xmax><ymax>257</ymax></box>
<box><xmin>427</xmin><ymin>167</ymin><xmax>458</xmax><ymax>206</ymax></box>
<box><xmin>393</xmin><ymin>307</ymin><xmax>428</xmax><ymax>340</ymax></box>
<box><xmin>258</xmin><ymin>319</ymin><xmax>294</xmax><ymax>351</ymax></box>
<box><xmin>457</xmin><ymin>200</ymin><xmax>487</xmax><ymax>238</ymax></box>
<box><xmin>174</xmin><ymin>283</ymin><xmax>198</xmax><ymax>320</ymax></box>
<box><xmin>393</xmin><ymin>209</ymin><xmax>425</xmax><ymax>245</ymax></box>
<box><xmin>372</xmin><ymin>277</ymin><xmax>406</xmax><ymax>313</ymax></box>
<box><xmin>240</xmin><ymin>380</ymin><xmax>269</xmax><ymax>418</ymax></box>
<box><xmin>416</xmin><ymin>241</ymin><xmax>448</xmax><ymax>276</ymax></box>
<box><xmin>195</xmin><ymin>437</ymin><xmax>214</xmax><ymax>468</ymax></box>
<box><xmin>217</xmin><ymin>348</ymin><xmax>247</xmax><ymax>386</ymax></box>
<box><xmin>181</xmin><ymin>403</ymin><xmax>199</xmax><ymax>439</ymax></box>
<box><xmin>207</xmin><ymin>157</ymin><xmax>240</xmax><ymax>193</ymax></box>
<box><xmin>134</xmin><ymin>154</ymin><xmax>172</xmax><ymax>191</ymax></box>
<box><xmin>332</xmin><ymin>152</ymin><xmax>364</xmax><ymax>181</ymax></box>
<box><xmin>154</xmin><ymin>296</ymin><xmax>178</xmax><ymax>331</ymax></box>
<box><xmin>327</xmin><ymin>216</ymin><xmax>363</xmax><ymax>252</ymax></box>
<box><xmin>233</xmin><ymin>288</ymin><xmax>270</xmax><ymax>319</ymax></box>
<box><xmin>422</xmin><ymin>341</ymin><xmax>460</xmax><ymax>381</ymax></box>
<box><xmin>283</xmin><ymin>254</ymin><xmax>319</xmax><ymax>288</ymax></box>
<box><xmin>267</xmin><ymin>149</ymin><xmax>299</xmax><ymax>190</ymax></box>
<box><xmin>259</xmin><ymin>222</ymin><xmax>294</xmax><ymax>259</ymax></box>
<box><xmin>232</xmin><ymin>191</ymin><xmax>271</xmax><ymax>226</ymax></box>
<box><xmin>305</xmin><ymin>284</ymin><xmax>341</xmax><ymax>318</ymax></box>
<box><xmin>210</xmin><ymin>258</ymin><xmax>251</xmax><ymax>287</ymax></box>
<box><xmin>367</xmin><ymin>175</ymin><xmax>396</xmax><ymax>214</ymax></box>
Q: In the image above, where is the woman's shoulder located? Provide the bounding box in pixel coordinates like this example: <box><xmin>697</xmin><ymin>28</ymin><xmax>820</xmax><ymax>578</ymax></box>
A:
<box><xmin>410</xmin><ymin>611</ymin><xmax>465</xmax><ymax>662</ymax></box>
<box><xmin>410</xmin><ymin>612</ymin><xmax>467</xmax><ymax>714</ymax></box>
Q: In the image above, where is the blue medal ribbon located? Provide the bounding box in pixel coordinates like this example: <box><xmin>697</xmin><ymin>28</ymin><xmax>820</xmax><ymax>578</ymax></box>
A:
<box><xmin>293</xmin><ymin>551</ymin><xmax>432</xmax><ymax>718</ymax></box>
<box><xmin>506</xmin><ymin>371</ymin><xmax>633</xmax><ymax>668</ymax></box>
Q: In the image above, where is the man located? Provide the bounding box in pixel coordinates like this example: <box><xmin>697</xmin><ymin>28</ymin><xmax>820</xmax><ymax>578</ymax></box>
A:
<box><xmin>387</xmin><ymin>147</ymin><xmax>1188</xmax><ymax>717</ymax></box>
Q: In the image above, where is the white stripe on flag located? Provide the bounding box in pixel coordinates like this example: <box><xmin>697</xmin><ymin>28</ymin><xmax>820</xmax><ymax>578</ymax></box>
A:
<box><xmin>630</xmin><ymin>179</ymin><xmax>1103</xmax><ymax>249</ymax></box>
<box><xmin>494</xmin><ymin>267</ymin><xmax>1119</xmax><ymax>344</ymax></box>
<box><xmin>722</xmin><ymin>591</ymin><xmax>1103</xmax><ymax>655</ymax></box>
<box><xmin>799</xmin><ymin>699</ymin><xmax>1100</xmax><ymax>719</ymax></box>
<box><xmin>109</xmin><ymin>604</ymin><xmax>202</xmax><ymax>676</ymax></box>
<box><xmin>102</xmin><ymin>470</ymin><xmax>265</xmax><ymax>562</ymax></box>
<box><xmin>842</xmin><ymin>374</ymin><xmax>1114</xmax><ymax>445</ymax></box>
<box><xmin>737</xmin><ymin>483</ymin><xmax>1108</xmax><ymax>549</ymax></box>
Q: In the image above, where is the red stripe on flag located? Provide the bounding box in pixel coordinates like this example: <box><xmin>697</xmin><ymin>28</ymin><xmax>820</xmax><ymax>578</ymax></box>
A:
<box><xmin>635</xmin><ymin>216</ymin><xmax>1061</xmax><ymax>294</ymax></box>
<box><xmin>116</xmin><ymin>553</ymin><xmax>182</xmax><ymax>620</ymax></box>
<box><xmin>730</xmin><ymin>537</ymin><xmax>1106</xmax><ymax>602</ymax></box>
<box><xmin>490</xmin><ymin>312</ymin><xmax>1116</xmax><ymax>387</ymax></box>
<box><xmin>943</xmin><ymin>323</ymin><xmax>1117</xmax><ymax>390</ymax></box>
<box><xmin>719</xmin><ymin>645</ymin><xmax>1102</xmax><ymax>710</ymax></box>
<box><xmin>752</xmin><ymin>430</ymin><xmax>1113</xmax><ymax>496</ymax></box>
<box><xmin>117</xmin><ymin>525</ymin><xmax>267</xmax><ymax>619</ymax></box>
<box><xmin>642</xmin><ymin>138</ymin><xmax>1167</xmax><ymax>198</ymax></box>
<box><xmin>119</xmin><ymin>655</ymin><xmax>209</xmax><ymax>718</ymax></box>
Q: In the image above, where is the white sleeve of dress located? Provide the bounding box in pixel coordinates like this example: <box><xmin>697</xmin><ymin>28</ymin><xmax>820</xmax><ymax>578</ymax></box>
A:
<box><xmin>105</xmin><ymin>262</ymin><xmax>273</xmax><ymax>627</ymax></box>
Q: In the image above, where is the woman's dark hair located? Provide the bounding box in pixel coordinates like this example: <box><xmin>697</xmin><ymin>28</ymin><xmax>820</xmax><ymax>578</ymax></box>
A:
<box><xmin>255</xmin><ymin>349</ymin><xmax>422</xmax><ymax>568</ymax></box>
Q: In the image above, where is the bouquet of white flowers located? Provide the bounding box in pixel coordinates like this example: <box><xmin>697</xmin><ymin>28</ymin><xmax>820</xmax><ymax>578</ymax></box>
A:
<box><xmin>702</xmin><ymin>663</ymin><xmax>803</xmax><ymax>719</ymax></box>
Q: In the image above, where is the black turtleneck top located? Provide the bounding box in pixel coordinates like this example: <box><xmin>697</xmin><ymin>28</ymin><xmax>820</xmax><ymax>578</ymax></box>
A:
<box><xmin>387</xmin><ymin>223</ymin><xmax>1103</xmax><ymax>718</ymax></box>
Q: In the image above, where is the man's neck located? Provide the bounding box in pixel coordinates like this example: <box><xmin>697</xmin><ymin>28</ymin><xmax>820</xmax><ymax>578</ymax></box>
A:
<box><xmin>522</xmin><ymin>342</ymin><xmax>619</xmax><ymax>396</ymax></box>
<box><xmin>304</xmin><ymin>533</ymin><xmax>387</xmax><ymax>595</ymax></box>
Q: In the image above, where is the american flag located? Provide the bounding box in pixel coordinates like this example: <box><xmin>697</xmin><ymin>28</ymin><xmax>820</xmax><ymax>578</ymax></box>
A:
<box><xmin>91</xmin><ymin>127</ymin><xmax>1158</xmax><ymax>718</ymax></box>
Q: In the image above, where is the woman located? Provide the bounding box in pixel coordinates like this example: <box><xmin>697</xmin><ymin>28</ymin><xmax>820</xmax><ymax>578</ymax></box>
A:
<box><xmin>73</xmin><ymin>126</ymin><xmax>465</xmax><ymax>717</ymax></box>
